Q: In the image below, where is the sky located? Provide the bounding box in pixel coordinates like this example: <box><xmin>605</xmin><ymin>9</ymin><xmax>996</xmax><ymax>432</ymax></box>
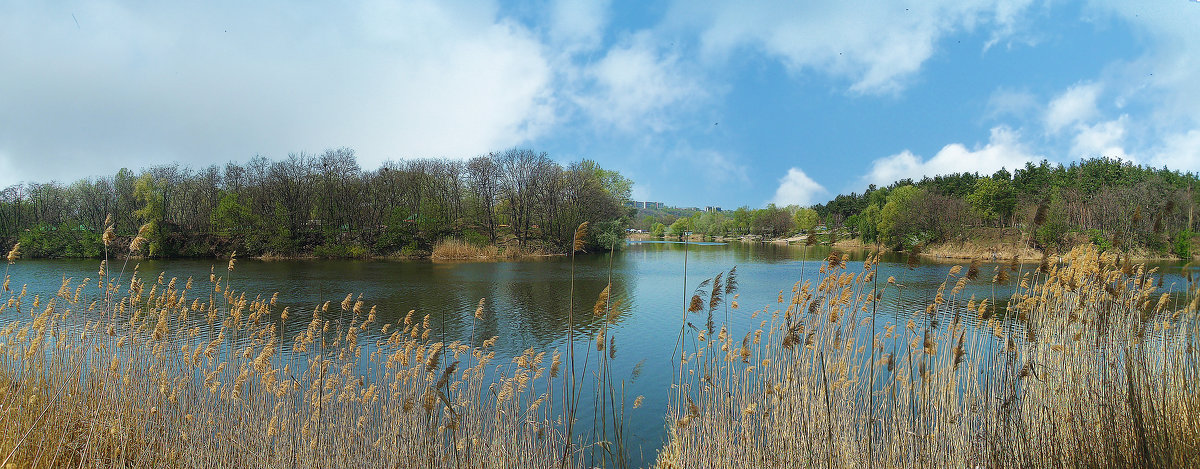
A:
<box><xmin>2</xmin><ymin>1</ymin><xmax>1199</xmax><ymax>209</ymax></box>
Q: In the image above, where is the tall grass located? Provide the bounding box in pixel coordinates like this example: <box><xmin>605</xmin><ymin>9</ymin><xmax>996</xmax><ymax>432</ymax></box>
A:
<box><xmin>0</xmin><ymin>239</ymin><xmax>1196</xmax><ymax>468</ymax></box>
<box><xmin>656</xmin><ymin>244</ymin><xmax>1200</xmax><ymax>468</ymax></box>
<box><xmin>0</xmin><ymin>253</ymin><xmax>570</xmax><ymax>467</ymax></box>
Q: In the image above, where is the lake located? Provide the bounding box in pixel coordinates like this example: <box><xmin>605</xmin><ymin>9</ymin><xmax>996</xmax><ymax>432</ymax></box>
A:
<box><xmin>2</xmin><ymin>240</ymin><xmax>1193</xmax><ymax>466</ymax></box>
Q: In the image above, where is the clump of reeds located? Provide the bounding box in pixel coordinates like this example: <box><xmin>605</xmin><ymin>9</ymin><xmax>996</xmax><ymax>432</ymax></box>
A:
<box><xmin>430</xmin><ymin>238</ymin><xmax>501</xmax><ymax>260</ymax></box>
<box><xmin>0</xmin><ymin>243</ymin><xmax>581</xmax><ymax>468</ymax></box>
<box><xmin>657</xmin><ymin>244</ymin><xmax>1200</xmax><ymax>468</ymax></box>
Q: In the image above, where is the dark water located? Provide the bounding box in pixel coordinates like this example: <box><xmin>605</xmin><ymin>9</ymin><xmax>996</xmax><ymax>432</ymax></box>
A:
<box><xmin>2</xmin><ymin>242</ymin><xmax>1193</xmax><ymax>466</ymax></box>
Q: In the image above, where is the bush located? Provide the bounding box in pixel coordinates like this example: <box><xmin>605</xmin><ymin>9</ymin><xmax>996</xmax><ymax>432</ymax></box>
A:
<box><xmin>1173</xmin><ymin>230</ymin><xmax>1194</xmax><ymax>259</ymax></box>
<box><xmin>1086</xmin><ymin>228</ymin><xmax>1113</xmax><ymax>252</ymax></box>
<box><xmin>17</xmin><ymin>223</ymin><xmax>102</xmax><ymax>258</ymax></box>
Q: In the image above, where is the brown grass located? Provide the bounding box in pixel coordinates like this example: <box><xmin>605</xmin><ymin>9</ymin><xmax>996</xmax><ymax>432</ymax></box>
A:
<box><xmin>1</xmin><ymin>241</ymin><xmax>1196</xmax><ymax>468</ymax></box>
<box><xmin>430</xmin><ymin>238</ymin><xmax>500</xmax><ymax>260</ymax></box>
<box><xmin>430</xmin><ymin>239</ymin><xmax>548</xmax><ymax>261</ymax></box>
<box><xmin>0</xmin><ymin>259</ymin><xmax>571</xmax><ymax>467</ymax></box>
<box><xmin>656</xmin><ymin>244</ymin><xmax>1200</xmax><ymax>468</ymax></box>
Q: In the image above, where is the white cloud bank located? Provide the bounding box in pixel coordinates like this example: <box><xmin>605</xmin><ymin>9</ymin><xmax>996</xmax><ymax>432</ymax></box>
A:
<box><xmin>1044</xmin><ymin>82</ymin><xmax>1102</xmax><ymax>134</ymax></box>
<box><xmin>0</xmin><ymin>1</ymin><xmax>556</xmax><ymax>183</ymax></box>
<box><xmin>577</xmin><ymin>33</ymin><xmax>703</xmax><ymax>133</ymax></box>
<box><xmin>863</xmin><ymin>126</ymin><xmax>1040</xmax><ymax>187</ymax></box>
<box><xmin>772</xmin><ymin>167</ymin><xmax>826</xmax><ymax>207</ymax></box>
<box><xmin>674</xmin><ymin>0</ymin><xmax>1037</xmax><ymax>94</ymax></box>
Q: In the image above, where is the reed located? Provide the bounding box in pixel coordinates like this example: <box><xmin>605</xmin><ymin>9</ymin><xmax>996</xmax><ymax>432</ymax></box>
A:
<box><xmin>656</xmin><ymin>244</ymin><xmax>1200</xmax><ymax>468</ymax></box>
<box><xmin>0</xmin><ymin>244</ymin><xmax>571</xmax><ymax>468</ymax></box>
<box><xmin>1</xmin><ymin>237</ymin><xmax>1197</xmax><ymax>468</ymax></box>
<box><xmin>430</xmin><ymin>238</ymin><xmax>500</xmax><ymax>260</ymax></box>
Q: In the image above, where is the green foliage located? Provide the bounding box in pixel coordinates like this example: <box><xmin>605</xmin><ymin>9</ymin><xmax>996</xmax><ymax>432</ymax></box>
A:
<box><xmin>650</xmin><ymin>222</ymin><xmax>666</xmax><ymax>237</ymax></box>
<box><xmin>854</xmin><ymin>204</ymin><xmax>881</xmax><ymax>243</ymax></box>
<box><xmin>313</xmin><ymin>242</ymin><xmax>369</xmax><ymax>258</ymax></box>
<box><xmin>793</xmin><ymin>208</ymin><xmax>820</xmax><ymax>232</ymax></box>
<box><xmin>591</xmin><ymin>219</ymin><xmax>627</xmax><ymax>250</ymax></box>
<box><xmin>17</xmin><ymin>224</ymin><xmax>102</xmax><ymax>258</ymax></box>
<box><xmin>2</xmin><ymin>148</ymin><xmax>633</xmax><ymax>259</ymax></box>
<box><xmin>877</xmin><ymin>185</ymin><xmax>924</xmax><ymax>248</ymax></box>
<box><xmin>1173</xmin><ymin>230</ymin><xmax>1194</xmax><ymax>259</ymax></box>
<box><xmin>211</xmin><ymin>192</ymin><xmax>255</xmax><ymax>237</ymax></box>
<box><xmin>751</xmin><ymin>204</ymin><xmax>793</xmax><ymax>238</ymax></box>
<box><xmin>1033</xmin><ymin>195</ymin><xmax>1070</xmax><ymax>250</ymax></box>
<box><xmin>462</xmin><ymin>229</ymin><xmax>489</xmax><ymax>247</ymax></box>
<box><xmin>1085</xmin><ymin>229</ymin><xmax>1113</xmax><ymax>252</ymax></box>
<box><xmin>667</xmin><ymin>218</ymin><xmax>690</xmax><ymax>236</ymax></box>
<box><xmin>378</xmin><ymin>207</ymin><xmax>419</xmax><ymax>253</ymax></box>
<box><xmin>133</xmin><ymin>174</ymin><xmax>165</xmax><ymax>256</ymax></box>
<box><xmin>966</xmin><ymin>177</ymin><xmax>1015</xmax><ymax>225</ymax></box>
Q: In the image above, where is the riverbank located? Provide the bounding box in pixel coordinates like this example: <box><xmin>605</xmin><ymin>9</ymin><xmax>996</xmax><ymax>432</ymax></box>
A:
<box><xmin>728</xmin><ymin>230</ymin><xmax>1194</xmax><ymax>262</ymax></box>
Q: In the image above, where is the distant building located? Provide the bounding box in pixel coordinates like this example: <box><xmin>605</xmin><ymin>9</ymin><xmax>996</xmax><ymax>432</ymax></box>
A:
<box><xmin>705</xmin><ymin>206</ymin><xmax>722</xmax><ymax>213</ymax></box>
<box><xmin>627</xmin><ymin>201</ymin><xmax>664</xmax><ymax>209</ymax></box>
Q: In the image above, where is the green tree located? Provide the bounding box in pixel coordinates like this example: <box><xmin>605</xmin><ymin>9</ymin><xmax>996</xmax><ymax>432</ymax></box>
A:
<box><xmin>667</xmin><ymin>218</ymin><xmax>690</xmax><ymax>237</ymax></box>
<box><xmin>856</xmin><ymin>204</ymin><xmax>881</xmax><ymax>243</ymax></box>
<box><xmin>878</xmin><ymin>185</ymin><xmax>924</xmax><ymax>248</ymax></box>
<box><xmin>211</xmin><ymin>192</ymin><xmax>255</xmax><ymax>237</ymax></box>
<box><xmin>793</xmin><ymin>208</ymin><xmax>820</xmax><ymax>232</ymax></box>
<box><xmin>650</xmin><ymin>222</ymin><xmax>666</xmax><ymax>237</ymax></box>
<box><xmin>966</xmin><ymin>177</ymin><xmax>1015</xmax><ymax>226</ymax></box>
<box><xmin>133</xmin><ymin>174</ymin><xmax>165</xmax><ymax>256</ymax></box>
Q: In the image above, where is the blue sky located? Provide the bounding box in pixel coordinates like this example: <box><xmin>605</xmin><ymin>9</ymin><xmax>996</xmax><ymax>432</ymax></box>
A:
<box><xmin>2</xmin><ymin>1</ymin><xmax>1199</xmax><ymax>208</ymax></box>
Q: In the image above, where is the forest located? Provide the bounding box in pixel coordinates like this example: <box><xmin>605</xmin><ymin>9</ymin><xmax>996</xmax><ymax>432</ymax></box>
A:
<box><xmin>632</xmin><ymin>158</ymin><xmax>1198</xmax><ymax>258</ymax></box>
<box><xmin>0</xmin><ymin>148</ymin><xmax>633</xmax><ymax>258</ymax></box>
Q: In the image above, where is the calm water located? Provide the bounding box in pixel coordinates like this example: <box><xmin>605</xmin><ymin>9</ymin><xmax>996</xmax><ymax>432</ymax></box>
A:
<box><xmin>2</xmin><ymin>241</ymin><xmax>1193</xmax><ymax>465</ymax></box>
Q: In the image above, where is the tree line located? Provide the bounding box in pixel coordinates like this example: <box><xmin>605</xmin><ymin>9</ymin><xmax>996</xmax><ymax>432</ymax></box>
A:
<box><xmin>0</xmin><ymin>148</ymin><xmax>633</xmax><ymax>258</ymax></box>
<box><xmin>820</xmin><ymin>157</ymin><xmax>1198</xmax><ymax>257</ymax></box>
<box><xmin>630</xmin><ymin>205</ymin><xmax>819</xmax><ymax>240</ymax></box>
<box><xmin>630</xmin><ymin>157</ymin><xmax>1197</xmax><ymax>258</ymax></box>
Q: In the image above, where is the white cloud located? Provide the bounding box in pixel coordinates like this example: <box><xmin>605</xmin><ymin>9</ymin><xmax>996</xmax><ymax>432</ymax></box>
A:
<box><xmin>863</xmin><ymin>126</ymin><xmax>1040</xmax><ymax>187</ymax></box>
<box><xmin>1052</xmin><ymin>3</ymin><xmax>1200</xmax><ymax>173</ymax></box>
<box><xmin>1089</xmin><ymin>2</ymin><xmax>1200</xmax><ymax>127</ymax></box>
<box><xmin>549</xmin><ymin>0</ymin><xmax>610</xmax><ymax>52</ymax></box>
<box><xmin>0</xmin><ymin>1</ymin><xmax>556</xmax><ymax>182</ymax></box>
<box><xmin>985</xmin><ymin>88</ymin><xmax>1038</xmax><ymax>121</ymax></box>
<box><xmin>1044</xmin><ymin>82</ymin><xmax>1102</xmax><ymax>134</ymax></box>
<box><xmin>700</xmin><ymin>150</ymin><xmax>749</xmax><ymax>184</ymax></box>
<box><xmin>1069</xmin><ymin>116</ymin><xmax>1129</xmax><ymax>160</ymax></box>
<box><xmin>577</xmin><ymin>33</ymin><xmax>702</xmax><ymax>132</ymax></box>
<box><xmin>772</xmin><ymin>167</ymin><xmax>826</xmax><ymax>207</ymax></box>
<box><xmin>1149</xmin><ymin>129</ymin><xmax>1200</xmax><ymax>172</ymax></box>
<box><xmin>675</xmin><ymin>0</ymin><xmax>1037</xmax><ymax>94</ymax></box>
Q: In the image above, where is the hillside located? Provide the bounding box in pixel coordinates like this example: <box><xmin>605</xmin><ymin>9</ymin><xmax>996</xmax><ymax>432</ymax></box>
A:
<box><xmin>809</xmin><ymin>157</ymin><xmax>1198</xmax><ymax>260</ymax></box>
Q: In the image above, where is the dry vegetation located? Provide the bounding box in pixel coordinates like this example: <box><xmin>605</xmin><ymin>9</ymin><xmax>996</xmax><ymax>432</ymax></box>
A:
<box><xmin>1</xmin><ymin>229</ymin><xmax>1197</xmax><ymax>467</ymax></box>
<box><xmin>0</xmin><ymin>248</ymin><xmax>574</xmax><ymax>467</ymax></box>
<box><xmin>657</xmin><ymin>245</ymin><xmax>1200</xmax><ymax>468</ymax></box>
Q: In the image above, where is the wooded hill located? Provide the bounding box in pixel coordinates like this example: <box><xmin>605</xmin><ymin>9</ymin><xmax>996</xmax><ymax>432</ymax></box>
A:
<box><xmin>814</xmin><ymin>157</ymin><xmax>1198</xmax><ymax>258</ymax></box>
<box><xmin>0</xmin><ymin>148</ymin><xmax>633</xmax><ymax>258</ymax></box>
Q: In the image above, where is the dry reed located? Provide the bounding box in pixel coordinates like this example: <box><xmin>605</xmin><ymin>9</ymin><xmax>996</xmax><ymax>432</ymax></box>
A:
<box><xmin>656</xmin><ymin>244</ymin><xmax>1200</xmax><ymax>468</ymax></box>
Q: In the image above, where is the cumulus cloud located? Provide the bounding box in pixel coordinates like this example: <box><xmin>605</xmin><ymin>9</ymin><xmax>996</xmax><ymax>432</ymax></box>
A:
<box><xmin>1044</xmin><ymin>82</ymin><xmax>1102</xmax><ymax>134</ymax></box>
<box><xmin>0</xmin><ymin>1</ymin><xmax>556</xmax><ymax>183</ymax></box>
<box><xmin>772</xmin><ymin>168</ymin><xmax>826</xmax><ymax>207</ymax></box>
<box><xmin>985</xmin><ymin>87</ymin><xmax>1039</xmax><ymax>121</ymax></box>
<box><xmin>1092</xmin><ymin>2</ymin><xmax>1200</xmax><ymax>127</ymax></box>
<box><xmin>1069</xmin><ymin>116</ymin><xmax>1129</xmax><ymax>160</ymax></box>
<box><xmin>1052</xmin><ymin>3</ymin><xmax>1200</xmax><ymax>172</ymax></box>
<box><xmin>1150</xmin><ymin>129</ymin><xmax>1200</xmax><ymax>172</ymax></box>
<box><xmin>577</xmin><ymin>33</ymin><xmax>703</xmax><ymax>132</ymax></box>
<box><xmin>673</xmin><ymin>0</ymin><xmax>1037</xmax><ymax>94</ymax></box>
<box><xmin>863</xmin><ymin>126</ymin><xmax>1040</xmax><ymax>187</ymax></box>
<box><xmin>548</xmin><ymin>0</ymin><xmax>610</xmax><ymax>52</ymax></box>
